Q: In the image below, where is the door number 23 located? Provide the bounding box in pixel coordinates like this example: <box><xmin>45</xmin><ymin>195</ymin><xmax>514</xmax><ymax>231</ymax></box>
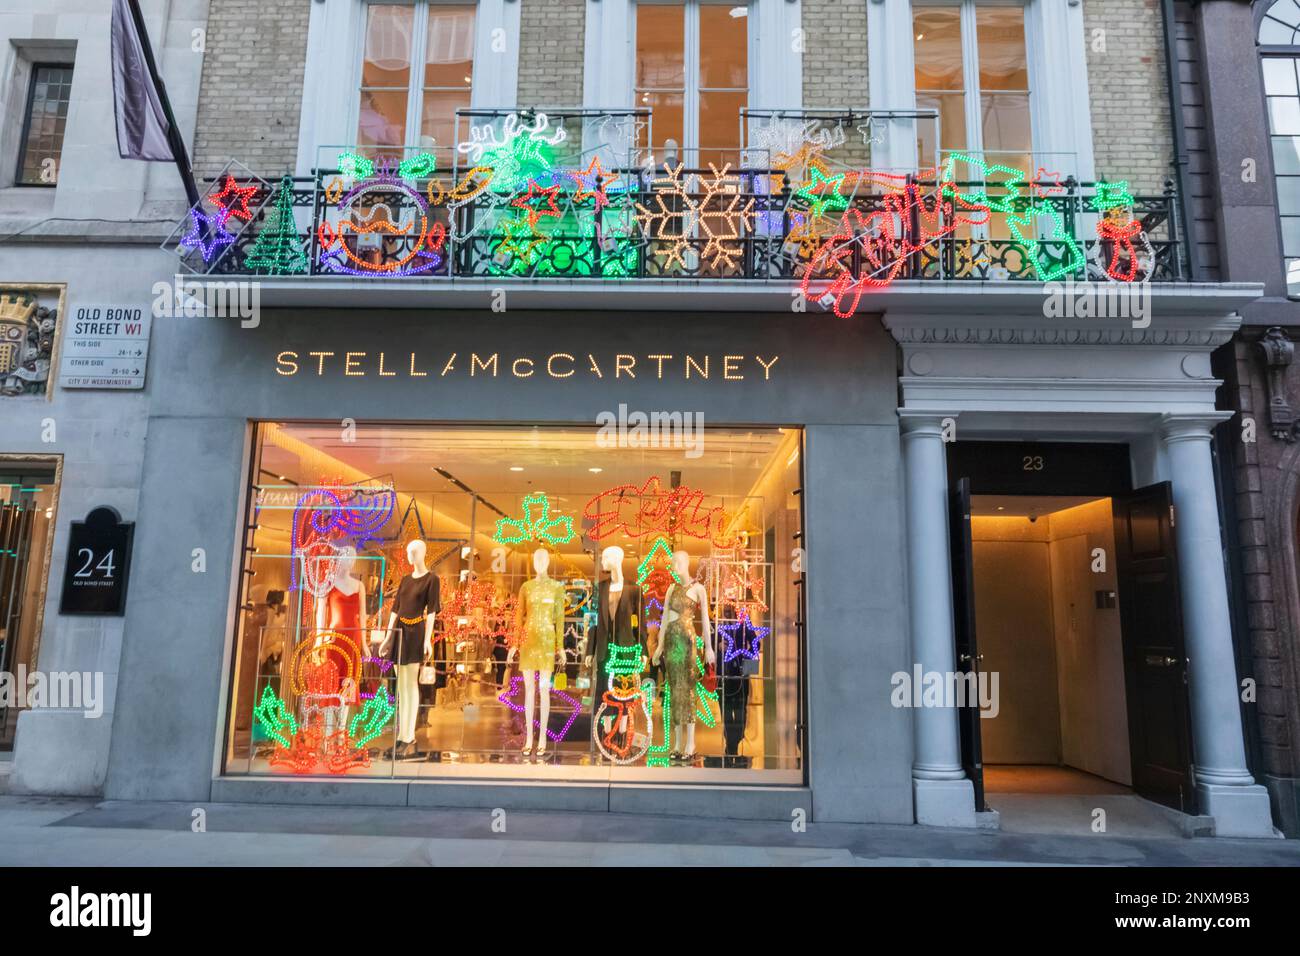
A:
<box><xmin>1022</xmin><ymin>455</ymin><xmax>1045</xmax><ymax>471</ymax></box>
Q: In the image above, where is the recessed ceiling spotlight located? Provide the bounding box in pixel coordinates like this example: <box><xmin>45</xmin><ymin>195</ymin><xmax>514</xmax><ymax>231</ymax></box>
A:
<box><xmin>589</xmin><ymin>467</ymin><xmax>603</xmax><ymax>473</ymax></box>
<box><xmin>510</xmin><ymin>466</ymin><xmax>524</xmax><ymax>472</ymax></box>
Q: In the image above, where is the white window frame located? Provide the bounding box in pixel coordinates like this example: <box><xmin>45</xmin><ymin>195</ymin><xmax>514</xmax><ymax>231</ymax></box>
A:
<box><xmin>296</xmin><ymin>0</ymin><xmax>520</xmax><ymax>175</ymax></box>
<box><xmin>911</xmin><ymin>0</ymin><xmax>1033</xmax><ymax>163</ymax></box>
<box><xmin>630</xmin><ymin>0</ymin><xmax>756</xmax><ymax>157</ymax></box>
<box><xmin>585</xmin><ymin>0</ymin><xmax>799</xmax><ymax>148</ymax></box>
<box><xmin>350</xmin><ymin>0</ymin><xmax>477</xmax><ymax>151</ymax></box>
<box><xmin>870</xmin><ymin>0</ymin><xmax>1094</xmax><ymax>180</ymax></box>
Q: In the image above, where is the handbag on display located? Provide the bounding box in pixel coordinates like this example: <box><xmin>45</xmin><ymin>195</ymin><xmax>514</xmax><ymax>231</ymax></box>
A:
<box><xmin>418</xmin><ymin>663</ymin><xmax>437</xmax><ymax>685</ymax></box>
<box><xmin>553</xmin><ymin>672</ymin><xmax>568</xmax><ymax>691</ymax></box>
<box><xmin>703</xmin><ymin>662</ymin><xmax>718</xmax><ymax>694</ymax></box>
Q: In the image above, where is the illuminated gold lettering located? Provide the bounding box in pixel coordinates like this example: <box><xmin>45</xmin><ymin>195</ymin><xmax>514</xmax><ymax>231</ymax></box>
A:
<box><xmin>615</xmin><ymin>354</ymin><xmax>636</xmax><ymax>378</ymax></box>
<box><xmin>512</xmin><ymin>357</ymin><xmax>535</xmax><ymax>378</ymax></box>
<box><xmin>471</xmin><ymin>353</ymin><xmax>498</xmax><ymax>377</ymax></box>
<box><xmin>685</xmin><ymin>354</ymin><xmax>709</xmax><ymax>379</ymax></box>
<box><xmin>441</xmin><ymin>353</ymin><xmax>456</xmax><ymax>376</ymax></box>
<box><xmin>648</xmin><ymin>354</ymin><xmax>672</xmax><ymax>379</ymax></box>
<box><xmin>588</xmin><ymin>354</ymin><xmax>603</xmax><ymax>378</ymax></box>
<box><xmin>275</xmin><ymin>351</ymin><xmax>299</xmax><ymax>376</ymax></box>
<box><xmin>723</xmin><ymin>355</ymin><xmax>743</xmax><ymax>380</ymax></box>
<box><xmin>410</xmin><ymin>352</ymin><xmax>428</xmax><ymax>377</ymax></box>
<box><xmin>344</xmin><ymin>351</ymin><xmax>366</xmax><ymax>376</ymax></box>
<box><xmin>548</xmin><ymin>353</ymin><xmax>575</xmax><ymax>378</ymax></box>
<box><xmin>756</xmin><ymin>355</ymin><xmax>779</xmax><ymax>380</ymax></box>
<box><xmin>378</xmin><ymin>352</ymin><xmax>396</xmax><ymax>377</ymax></box>
<box><xmin>309</xmin><ymin>351</ymin><xmax>334</xmax><ymax>375</ymax></box>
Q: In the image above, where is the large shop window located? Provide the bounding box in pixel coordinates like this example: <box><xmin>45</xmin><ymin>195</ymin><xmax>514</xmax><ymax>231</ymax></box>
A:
<box><xmin>357</xmin><ymin>1</ymin><xmax>476</xmax><ymax>152</ymax></box>
<box><xmin>635</xmin><ymin>0</ymin><xmax>750</xmax><ymax>166</ymax></box>
<box><xmin>225</xmin><ymin>423</ymin><xmax>805</xmax><ymax>784</ymax></box>
<box><xmin>1260</xmin><ymin>0</ymin><xmax>1300</xmax><ymax>295</ymax></box>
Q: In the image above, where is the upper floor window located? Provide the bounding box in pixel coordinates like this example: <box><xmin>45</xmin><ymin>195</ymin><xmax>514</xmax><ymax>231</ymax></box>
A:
<box><xmin>635</xmin><ymin>0</ymin><xmax>749</xmax><ymax>167</ymax></box>
<box><xmin>357</xmin><ymin>1</ymin><xmax>475</xmax><ymax>152</ymax></box>
<box><xmin>16</xmin><ymin>64</ymin><xmax>74</xmax><ymax>186</ymax></box>
<box><xmin>912</xmin><ymin>0</ymin><xmax>1031</xmax><ymax>173</ymax></box>
<box><xmin>1259</xmin><ymin>0</ymin><xmax>1300</xmax><ymax>294</ymax></box>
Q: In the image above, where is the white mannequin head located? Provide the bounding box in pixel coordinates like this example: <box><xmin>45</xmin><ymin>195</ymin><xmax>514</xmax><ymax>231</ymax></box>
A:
<box><xmin>406</xmin><ymin>538</ymin><xmax>427</xmax><ymax>571</ymax></box>
<box><xmin>334</xmin><ymin>545</ymin><xmax>357</xmax><ymax>581</ymax></box>
<box><xmin>601</xmin><ymin>545</ymin><xmax>624</xmax><ymax>576</ymax></box>
<box><xmin>533</xmin><ymin>547</ymin><xmax>550</xmax><ymax>576</ymax></box>
<box><xmin>672</xmin><ymin>549</ymin><xmax>690</xmax><ymax>582</ymax></box>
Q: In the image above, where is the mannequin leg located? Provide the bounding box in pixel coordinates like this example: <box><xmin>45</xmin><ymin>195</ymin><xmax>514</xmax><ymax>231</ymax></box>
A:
<box><xmin>685</xmin><ymin>723</ymin><xmax>696</xmax><ymax>759</ymax></box>
<box><xmin>537</xmin><ymin>671</ymin><xmax>552</xmax><ymax>755</ymax></box>
<box><xmin>396</xmin><ymin>663</ymin><xmax>420</xmax><ymax>746</ymax></box>
<box><xmin>523</xmin><ymin>670</ymin><xmax>537</xmax><ymax>752</ymax></box>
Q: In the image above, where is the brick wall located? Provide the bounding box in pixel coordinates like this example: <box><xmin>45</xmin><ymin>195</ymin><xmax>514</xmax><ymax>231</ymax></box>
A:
<box><xmin>801</xmin><ymin>0</ymin><xmax>869</xmax><ymax>108</ymax></box>
<box><xmin>517</xmin><ymin>0</ymin><xmax>586</xmax><ymax>108</ymax></box>
<box><xmin>192</xmin><ymin>0</ymin><xmax>310</xmax><ymax>179</ymax></box>
<box><xmin>1084</xmin><ymin>0</ymin><xmax>1176</xmax><ymax>192</ymax></box>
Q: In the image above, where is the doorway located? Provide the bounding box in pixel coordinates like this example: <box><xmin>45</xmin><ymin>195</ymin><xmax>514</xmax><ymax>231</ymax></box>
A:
<box><xmin>970</xmin><ymin>494</ymin><xmax>1132</xmax><ymax>791</ymax></box>
<box><xmin>0</xmin><ymin>460</ymin><xmax>59</xmax><ymax>751</ymax></box>
<box><xmin>948</xmin><ymin>441</ymin><xmax>1196</xmax><ymax>820</ymax></box>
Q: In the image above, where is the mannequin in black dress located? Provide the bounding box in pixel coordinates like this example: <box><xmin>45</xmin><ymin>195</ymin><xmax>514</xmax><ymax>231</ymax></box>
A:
<box><xmin>379</xmin><ymin>540</ymin><xmax>439</xmax><ymax>757</ymax></box>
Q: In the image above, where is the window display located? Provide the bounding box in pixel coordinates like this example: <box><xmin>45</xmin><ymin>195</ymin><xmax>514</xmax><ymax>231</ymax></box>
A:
<box><xmin>224</xmin><ymin>423</ymin><xmax>804</xmax><ymax>784</ymax></box>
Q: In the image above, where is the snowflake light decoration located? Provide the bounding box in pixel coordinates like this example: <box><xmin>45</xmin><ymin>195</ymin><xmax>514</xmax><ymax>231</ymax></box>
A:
<box><xmin>635</xmin><ymin>163</ymin><xmax>755</xmax><ymax>271</ymax></box>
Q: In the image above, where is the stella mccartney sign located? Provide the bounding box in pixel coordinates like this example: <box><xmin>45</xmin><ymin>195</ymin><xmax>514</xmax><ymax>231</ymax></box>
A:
<box><xmin>273</xmin><ymin>349</ymin><xmax>782</xmax><ymax>382</ymax></box>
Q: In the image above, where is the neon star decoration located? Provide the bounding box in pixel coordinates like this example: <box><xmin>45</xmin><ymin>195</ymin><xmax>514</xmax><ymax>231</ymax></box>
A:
<box><xmin>208</xmin><ymin>174</ymin><xmax>258</xmax><ymax>222</ymax></box>
<box><xmin>494</xmin><ymin>492</ymin><xmax>575</xmax><ymax>546</ymax></box>
<box><xmin>179</xmin><ymin>207</ymin><xmax>236</xmax><ymax>263</ymax></box>
<box><xmin>569</xmin><ymin>155</ymin><xmax>618</xmax><ymax>211</ymax></box>
<box><xmin>794</xmin><ymin>164</ymin><xmax>849</xmax><ymax>219</ymax></box>
<box><xmin>511</xmin><ymin>179</ymin><xmax>563</xmax><ymax>228</ymax></box>
<box><xmin>718</xmin><ymin>610</ymin><xmax>771</xmax><ymax>663</ymax></box>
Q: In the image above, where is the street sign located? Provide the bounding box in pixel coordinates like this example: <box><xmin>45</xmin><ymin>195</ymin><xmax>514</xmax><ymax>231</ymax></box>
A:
<box><xmin>58</xmin><ymin>305</ymin><xmax>151</xmax><ymax>390</ymax></box>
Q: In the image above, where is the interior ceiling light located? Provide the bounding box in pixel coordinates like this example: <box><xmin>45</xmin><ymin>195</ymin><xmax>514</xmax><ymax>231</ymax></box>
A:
<box><xmin>730</xmin><ymin>6</ymin><xmax>748</xmax><ymax>16</ymax></box>
<box><xmin>589</xmin><ymin>467</ymin><xmax>603</xmax><ymax>473</ymax></box>
<box><xmin>510</xmin><ymin>466</ymin><xmax>524</xmax><ymax>471</ymax></box>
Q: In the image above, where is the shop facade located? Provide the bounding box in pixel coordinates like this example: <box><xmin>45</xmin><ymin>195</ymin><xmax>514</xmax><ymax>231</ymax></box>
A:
<box><xmin>104</xmin><ymin>304</ymin><xmax>914</xmax><ymax>822</ymax></box>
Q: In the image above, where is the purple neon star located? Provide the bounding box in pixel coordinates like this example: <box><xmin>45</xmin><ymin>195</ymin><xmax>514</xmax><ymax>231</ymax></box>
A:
<box><xmin>180</xmin><ymin>208</ymin><xmax>236</xmax><ymax>263</ymax></box>
<box><xmin>718</xmin><ymin>610</ymin><xmax>771</xmax><ymax>663</ymax></box>
<box><xmin>498</xmin><ymin>673</ymin><xmax>581</xmax><ymax>741</ymax></box>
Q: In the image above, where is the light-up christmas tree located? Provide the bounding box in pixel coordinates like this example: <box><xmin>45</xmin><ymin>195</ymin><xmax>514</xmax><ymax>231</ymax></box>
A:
<box><xmin>244</xmin><ymin>175</ymin><xmax>309</xmax><ymax>275</ymax></box>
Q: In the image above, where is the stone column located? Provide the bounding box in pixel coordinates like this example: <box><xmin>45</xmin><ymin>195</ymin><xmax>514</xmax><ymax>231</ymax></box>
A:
<box><xmin>1161</xmin><ymin>413</ymin><xmax>1277</xmax><ymax>837</ymax></box>
<box><xmin>900</xmin><ymin>412</ymin><xmax>976</xmax><ymax>827</ymax></box>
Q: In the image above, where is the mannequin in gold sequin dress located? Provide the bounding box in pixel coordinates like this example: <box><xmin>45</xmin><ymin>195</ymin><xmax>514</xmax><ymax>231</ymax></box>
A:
<box><xmin>509</xmin><ymin>548</ymin><xmax>567</xmax><ymax>756</ymax></box>
<box><xmin>652</xmin><ymin>549</ymin><xmax>715</xmax><ymax>761</ymax></box>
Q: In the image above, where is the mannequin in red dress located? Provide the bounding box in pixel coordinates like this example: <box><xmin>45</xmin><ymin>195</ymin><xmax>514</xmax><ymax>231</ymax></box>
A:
<box><xmin>308</xmin><ymin>547</ymin><xmax>367</xmax><ymax>738</ymax></box>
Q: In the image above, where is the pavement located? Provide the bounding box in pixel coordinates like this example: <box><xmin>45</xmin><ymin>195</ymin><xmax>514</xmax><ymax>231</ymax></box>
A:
<box><xmin>1</xmin><ymin>794</ymin><xmax>1298</xmax><ymax>866</ymax></box>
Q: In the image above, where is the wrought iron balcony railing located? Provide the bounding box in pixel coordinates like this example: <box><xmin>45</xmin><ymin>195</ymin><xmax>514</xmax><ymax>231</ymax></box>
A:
<box><xmin>168</xmin><ymin>109</ymin><xmax>1189</xmax><ymax>316</ymax></box>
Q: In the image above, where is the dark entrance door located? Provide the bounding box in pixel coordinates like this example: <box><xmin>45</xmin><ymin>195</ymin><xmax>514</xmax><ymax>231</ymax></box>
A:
<box><xmin>1112</xmin><ymin>482</ymin><xmax>1196</xmax><ymax>812</ymax></box>
<box><xmin>949</xmin><ymin>477</ymin><xmax>984</xmax><ymax>811</ymax></box>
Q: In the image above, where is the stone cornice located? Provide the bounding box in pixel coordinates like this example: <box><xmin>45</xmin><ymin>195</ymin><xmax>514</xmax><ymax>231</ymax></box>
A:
<box><xmin>885</xmin><ymin>325</ymin><xmax>1238</xmax><ymax>348</ymax></box>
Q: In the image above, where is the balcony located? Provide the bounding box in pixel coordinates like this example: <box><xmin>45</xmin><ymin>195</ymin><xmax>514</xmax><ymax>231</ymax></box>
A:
<box><xmin>169</xmin><ymin>109</ymin><xmax>1194</xmax><ymax>316</ymax></box>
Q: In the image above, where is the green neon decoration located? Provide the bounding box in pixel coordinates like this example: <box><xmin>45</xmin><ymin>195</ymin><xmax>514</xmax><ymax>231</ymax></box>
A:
<box><xmin>494</xmin><ymin>492</ymin><xmax>575</xmax><ymax>546</ymax></box>
<box><xmin>348</xmin><ymin>685</ymin><xmax>396</xmax><ymax>748</ymax></box>
<box><xmin>252</xmin><ymin>684</ymin><xmax>297</xmax><ymax>748</ymax></box>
